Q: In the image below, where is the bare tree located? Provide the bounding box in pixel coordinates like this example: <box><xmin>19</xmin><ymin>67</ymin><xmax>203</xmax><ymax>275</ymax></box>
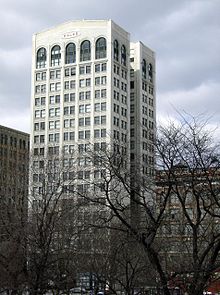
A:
<box><xmin>27</xmin><ymin>151</ymin><xmax>91</xmax><ymax>295</ymax></box>
<box><xmin>0</xmin><ymin>197</ymin><xmax>27</xmax><ymax>295</ymax></box>
<box><xmin>3</xmin><ymin>116</ymin><xmax>220</xmax><ymax>295</ymax></box>
<box><xmin>75</xmin><ymin>116</ymin><xmax>220</xmax><ymax>295</ymax></box>
<box><xmin>155</xmin><ymin>116</ymin><xmax>220</xmax><ymax>295</ymax></box>
<box><xmin>0</xmin><ymin>143</ymin><xmax>28</xmax><ymax>295</ymax></box>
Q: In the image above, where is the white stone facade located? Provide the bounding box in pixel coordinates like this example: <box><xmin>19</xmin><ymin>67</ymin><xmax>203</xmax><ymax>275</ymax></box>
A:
<box><xmin>30</xmin><ymin>19</ymin><xmax>155</xmax><ymax>198</ymax></box>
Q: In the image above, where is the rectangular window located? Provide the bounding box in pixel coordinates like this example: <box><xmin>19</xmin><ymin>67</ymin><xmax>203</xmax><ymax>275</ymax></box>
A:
<box><xmin>50</xmin><ymin>96</ymin><xmax>55</xmax><ymax>104</ymax></box>
<box><xmin>55</xmin><ymin>108</ymin><xmax>60</xmax><ymax>116</ymax></box>
<box><xmin>35</xmin><ymin>98</ymin><xmax>40</xmax><ymax>106</ymax></box>
<box><xmin>64</xmin><ymin>94</ymin><xmax>69</xmax><ymax>102</ymax></box>
<box><xmin>49</xmin><ymin>95</ymin><xmax>60</xmax><ymax>104</ymax></box>
<box><xmin>85</xmin><ymin>130</ymin><xmax>90</xmax><ymax>139</ymax></box>
<box><xmin>85</xmin><ymin>91</ymin><xmax>91</xmax><ymax>100</ymax></box>
<box><xmin>64</xmin><ymin>93</ymin><xmax>75</xmax><ymax>102</ymax></box>
<box><xmin>41</xmin><ymin>85</ymin><xmax>46</xmax><ymax>93</ymax></box>
<box><xmin>34</xmin><ymin>123</ymin><xmax>39</xmax><ymax>131</ymax></box>
<box><xmin>70</xmin><ymin>93</ymin><xmax>75</xmax><ymax>101</ymax></box>
<box><xmin>70</xmin><ymin>67</ymin><xmax>76</xmax><ymax>75</ymax></box>
<box><xmin>85</xmin><ymin>104</ymin><xmax>91</xmax><ymax>113</ymax></box>
<box><xmin>85</xmin><ymin>117</ymin><xmax>90</xmax><ymax>126</ymax></box>
<box><xmin>95</xmin><ymin>77</ymin><xmax>100</xmax><ymax>85</ymax></box>
<box><xmin>64</xmin><ymin>107</ymin><xmax>68</xmax><ymax>115</ymax></box>
<box><xmin>78</xmin><ymin>131</ymin><xmax>84</xmax><ymax>139</ymax></box>
<box><xmin>101</xmin><ymin>76</ymin><xmax>107</xmax><ymax>85</ymax></box>
<box><xmin>54</xmin><ymin>133</ymin><xmax>60</xmax><ymax>142</ymax></box>
<box><xmin>64</xmin><ymin>132</ymin><xmax>68</xmax><ymax>141</ymax></box>
<box><xmin>35</xmin><ymin>85</ymin><xmax>40</xmax><ymax>93</ymax></box>
<box><xmin>130</xmin><ymin>69</ymin><xmax>134</xmax><ymax>77</ymax></box>
<box><xmin>69</xmin><ymin>132</ymin><xmax>75</xmax><ymax>140</ymax></box>
<box><xmin>64</xmin><ymin>119</ymin><xmax>69</xmax><ymax>128</ymax></box>
<box><xmin>36</xmin><ymin>73</ymin><xmax>41</xmax><ymax>81</ymax></box>
<box><xmin>40</xmin><ymin>97</ymin><xmax>45</xmax><ymax>105</ymax></box>
<box><xmin>79</xmin><ymin>79</ymin><xmax>85</xmax><ymax>87</ymax></box>
<box><xmin>86</xmin><ymin>65</ymin><xmax>91</xmax><ymax>74</ymax></box>
<box><xmin>79</xmin><ymin>66</ymin><xmax>85</xmax><ymax>75</ymax></box>
<box><xmin>101</xmin><ymin>115</ymin><xmax>106</xmax><ymax>124</ymax></box>
<box><xmin>50</xmin><ymin>70</ymin><xmax>60</xmax><ymax>79</ymax></box>
<box><xmin>86</xmin><ymin>78</ymin><xmax>91</xmax><ymax>87</ymax></box>
<box><xmin>79</xmin><ymin>92</ymin><xmax>85</xmax><ymax>100</ymax></box>
<box><xmin>40</xmin><ymin>135</ymin><xmax>45</xmax><ymax>143</ymax></box>
<box><xmin>50</xmin><ymin>83</ymin><xmax>55</xmax><ymax>91</ymax></box>
<box><xmin>122</xmin><ymin>95</ymin><xmax>127</xmax><ymax>104</ymax></box>
<box><xmin>56</xmin><ymin>83</ymin><xmax>60</xmax><ymax>91</ymax></box>
<box><xmin>56</xmin><ymin>70</ymin><xmax>61</xmax><ymax>79</ymax></box>
<box><xmin>101</xmin><ymin>102</ymin><xmax>106</xmax><ymax>111</ymax></box>
<box><xmin>70</xmin><ymin>106</ymin><xmax>75</xmax><ymax>114</ymax></box>
<box><xmin>101</xmin><ymin>129</ymin><xmax>106</xmax><ymax>137</ymax></box>
<box><xmin>79</xmin><ymin>118</ymin><xmax>84</xmax><ymax>126</ymax></box>
<box><xmin>49</xmin><ymin>109</ymin><xmax>55</xmax><ymax>117</ymax></box>
<box><xmin>50</xmin><ymin>71</ymin><xmax>55</xmax><ymax>79</ymax></box>
<box><xmin>101</xmin><ymin>63</ymin><xmax>107</xmax><ymax>71</ymax></box>
<box><xmin>40</xmin><ymin>122</ymin><xmax>45</xmax><ymax>130</ymax></box>
<box><xmin>94</xmin><ymin>116</ymin><xmax>100</xmax><ymax>125</ymax></box>
<box><xmin>35</xmin><ymin>97</ymin><xmax>45</xmax><ymax>106</ymax></box>
<box><xmin>95</xmin><ymin>90</ymin><xmax>100</xmax><ymax>99</ymax></box>
<box><xmin>101</xmin><ymin>89</ymin><xmax>106</xmax><ymax>98</ymax></box>
<box><xmin>94</xmin><ymin>130</ymin><xmax>100</xmax><ymax>138</ymax></box>
<box><xmin>95</xmin><ymin>64</ymin><xmax>100</xmax><ymax>72</ymax></box>
<box><xmin>37</xmin><ymin>72</ymin><xmax>46</xmax><ymax>81</ymax></box>
<box><xmin>34</xmin><ymin>136</ymin><xmax>39</xmax><ymax>144</ymax></box>
<box><xmin>65</xmin><ymin>67</ymin><xmax>76</xmax><ymax>77</ymax></box>
<box><xmin>70</xmin><ymin>80</ymin><xmax>75</xmax><ymax>89</ymax></box>
<box><xmin>79</xmin><ymin>105</ymin><xmax>84</xmax><ymax>113</ymax></box>
<box><xmin>94</xmin><ymin>103</ymin><xmax>100</xmax><ymax>112</ymax></box>
<box><xmin>70</xmin><ymin>119</ymin><xmax>75</xmax><ymax>127</ymax></box>
<box><xmin>113</xmin><ymin>117</ymin><xmax>117</xmax><ymax>126</ymax></box>
<box><xmin>122</xmin><ymin>69</ymin><xmax>127</xmax><ymax>79</ymax></box>
<box><xmin>65</xmin><ymin>81</ymin><xmax>69</xmax><ymax>90</ymax></box>
<box><xmin>49</xmin><ymin>121</ymin><xmax>55</xmax><ymax>129</ymax></box>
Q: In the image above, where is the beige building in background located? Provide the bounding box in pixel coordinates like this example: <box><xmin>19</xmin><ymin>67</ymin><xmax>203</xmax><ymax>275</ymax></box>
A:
<box><xmin>0</xmin><ymin>125</ymin><xmax>29</xmax><ymax>286</ymax></box>
<box><xmin>0</xmin><ymin>125</ymin><xmax>29</xmax><ymax>209</ymax></box>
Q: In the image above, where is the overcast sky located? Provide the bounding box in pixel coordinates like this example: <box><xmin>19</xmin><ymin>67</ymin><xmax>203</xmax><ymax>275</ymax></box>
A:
<box><xmin>0</xmin><ymin>0</ymin><xmax>219</xmax><ymax>133</ymax></box>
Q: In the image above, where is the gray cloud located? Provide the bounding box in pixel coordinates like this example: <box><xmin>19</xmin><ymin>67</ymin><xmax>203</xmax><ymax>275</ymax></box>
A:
<box><xmin>0</xmin><ymin>0</ymin><xmax>219</xmax><ymax>133</ymax></box>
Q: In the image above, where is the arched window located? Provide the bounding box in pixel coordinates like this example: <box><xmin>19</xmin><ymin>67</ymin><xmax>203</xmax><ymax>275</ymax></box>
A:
<box><xmin>121</xmin><ymin>45</ymin><xmax>126</xmax><ymax>66</ymax></box>
<box><xmin>148</xmin><ymin>63</ymin><xmax>153</xmax><ymax>82</ymax></box>
<box><xmin>80</xmin><ymin>40</ymin><xmax>91</xmax><ymax>62</ymax></box>
<box><xmin>65</xmin><ymin>43</ymin><xmax>76</xmax><ymax>64</ymax></box>
<box><xmin>142</xmin><ymin>59</ymin><xmax>147</xmax><ymax>79</ymax></box>
<box><xmin>95</xmin><ymin>37</ymin><xmax>107</xmax><ymax>59</ymax></box>
<box><xmin>36</xmin><ymin>47</ymin><xmax>47</xmax><ymax>69</ymax></box>
<box><xmin>51</xmin><ymin>45</ymin><xmax>61</xmax><ymax>66</ymax></box>
<box><xmin>114</xmin><ymin>40</ymin><xmax>119</xmax><ymax>61</ymax></box>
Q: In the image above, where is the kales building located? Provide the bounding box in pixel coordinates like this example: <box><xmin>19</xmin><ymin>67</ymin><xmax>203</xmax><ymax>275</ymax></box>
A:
<box><xmin>29</xmin><ymin>19</ymin><xmax>156</xmax><ymax>291</ymax></box>
<box><xmin>31</xmin><ymin>19</ymin><xmax>156</xmax><ymax>197</ymax></box>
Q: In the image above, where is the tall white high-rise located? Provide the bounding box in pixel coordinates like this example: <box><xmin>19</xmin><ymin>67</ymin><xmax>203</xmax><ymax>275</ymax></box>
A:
<box><xmin>30</xmin><ymin>19</ymin><xmax>155</xmax><ymax>200</ymax></box>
